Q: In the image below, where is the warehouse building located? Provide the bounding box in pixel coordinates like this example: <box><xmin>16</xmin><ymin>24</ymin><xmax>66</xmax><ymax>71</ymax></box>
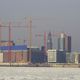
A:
<box><xmin>0</xmin><ymin>45</ymin><xmax>28</xmax><ymax>63</ymax></box>
<box><xmin>27</xmin><ymin>47</ymin><xmax>47</xmax><ymax>63</ymax></box>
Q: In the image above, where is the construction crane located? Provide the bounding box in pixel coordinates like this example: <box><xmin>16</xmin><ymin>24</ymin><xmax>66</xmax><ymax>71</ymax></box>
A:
<box><xmin>35</xmin><ymin>33</ymin><xmax>43</xmax><ymax>48</ymax></box>
<box><xmin>0</xmin><ymin>22</ymin><xmax>2</xmax><ymax>46</ymax></box>
<box><xmin>0</xmin><ymin>21</ymin><xmax>12</xmax><ymax>64</ymax></box>
<box><xmin>0</xmin><ymin>17</ymin><xmax>56</xmax><ymax>64</ymax></box>
<box><xmin>8</xmin><ymin>22</ymin><xmax>12</xmax><ymax>65</ymax></box>
<box><xmin>51</xmin><ymin>32</ymin><xmax>68</xmax><ymax>51</ymax></box>
<box><xmin>35</xmin><ymin>32</ymin><xmax>47</xmax><ymax>50</ymax></box>
<box><xmin>28</xmin><ymin>17</ymin><xmax>32</xmax><ymax>63</ymax></box>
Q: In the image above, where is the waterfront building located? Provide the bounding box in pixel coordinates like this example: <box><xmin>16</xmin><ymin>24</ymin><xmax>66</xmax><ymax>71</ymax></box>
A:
<box><xmin>0</xmin><ymin>45</ymin><xmax>28</xmax><ymax>63</ymax></box>
<box><xmin>67</xmin><ymin>36</ymin><xmax>71</xmax><ymax>52</ymax></box>
<box><xmin>47</xmin><ymin>32</ymin><xmax>53</xmax><ymax>50</ymax></box>
<box><xmin>0</xmin><ymin>41</ymin><xmax>15</xmax><ymax>46</ymax></box>
<box><xmin>57</xmin><ymin>51</ymin><xmax>66</xmax><ymax>63</ymax></box>
<box><xmin>47</xmin><ymin>49</ymin><xmax>66</xmax><ymax>63</ymax></box>
<box><xmin>47</xmin><ymin>49</ymin><xmax>57</xmax><ymax>63</ymax></box>
<box><xmin>58</xmin><ymin>33</ymin><xmax>66</xmax><ymax>51</ymax></box>
<box><xmin>66</xmin><ymin>52</ymin><xmax>71</xmax><ymax>63</ymax></box>
<box><xmin>58</xmin><ymin>33</ymin><xmax>71</xmax><ymax>52</ymax></box>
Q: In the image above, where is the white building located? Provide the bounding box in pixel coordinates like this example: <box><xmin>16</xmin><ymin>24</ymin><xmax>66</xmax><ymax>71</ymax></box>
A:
<box><xmin>47</xmin><ymin>49</ymin><xmax>57</xmax><ymax>63</ymax></box>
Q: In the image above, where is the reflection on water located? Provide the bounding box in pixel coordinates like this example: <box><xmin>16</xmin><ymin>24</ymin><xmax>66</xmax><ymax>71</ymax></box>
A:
<box><xmin>0</xmin><ymin>67</ymin><xmax>80</xmax><ymax>80</ymax></box>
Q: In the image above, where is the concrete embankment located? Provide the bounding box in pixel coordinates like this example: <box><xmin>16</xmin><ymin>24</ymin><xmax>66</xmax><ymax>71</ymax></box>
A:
<box><xmin>49</xmin><ymin>63</ymin><xmax>80</xmax><ymax>68</ymax></box>
<box><xmin>0</xmin><ymin>63</ymin><xmax>80</xmax><ymax>67</ymax></box>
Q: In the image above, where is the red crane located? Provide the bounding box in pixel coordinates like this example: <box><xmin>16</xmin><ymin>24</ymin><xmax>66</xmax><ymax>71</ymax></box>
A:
<box><xmin>35</xmin><ymin>32</ymin><xmax>47</xmax><ymax>50</ymax></box>
<box><xmin>0</xmin><ymin>22</ymin><xmax>2</xmax><ymax>46</ymax></box>
<box><xmin>8</xmin><ymin>22</ymin><xmax>12</xmax><ymax>63</ymax></box>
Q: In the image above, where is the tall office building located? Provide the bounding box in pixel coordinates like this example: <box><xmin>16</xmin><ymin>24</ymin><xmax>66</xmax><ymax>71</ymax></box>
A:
<box><xmin>65</xmin><ymin>36</ymin><xmax>71</xmax><ymax>52</ymax></box>
<box><xmin>47</xmin><ymin>32</ymin><xmax>53</xmax><ymax>50</ymax></box>
<box><xmin>67</xmin><ymin>36</ymin><xmax>71</xmax><ymax>52</ymax></box>
<box><xmin>58</xmin><ymin>33</ymin><xmax>66</xmax><ymax>51</ymax></box>
<box><xmin>58</xmin><ymin>33</ymin><xmax>71</xmax><ymax>52</ymax></box>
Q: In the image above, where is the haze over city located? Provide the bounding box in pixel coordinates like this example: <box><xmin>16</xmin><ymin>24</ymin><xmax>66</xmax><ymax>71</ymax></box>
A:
<box><xmin>0</xmin><ymin>0</ymin><xmax>80</xmax><ymax>51</ymax></box>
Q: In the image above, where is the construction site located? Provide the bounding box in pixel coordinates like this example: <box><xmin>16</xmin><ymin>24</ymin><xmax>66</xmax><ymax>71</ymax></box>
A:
<box><xmin>0</xmin><ymin>17</ymin><xmax>80</xmax><ymax>67</ymax></box>
<box><xmin>0</xmin><ymin>17</ymin><xmax>48</xmax><ymax>66</ymax></box>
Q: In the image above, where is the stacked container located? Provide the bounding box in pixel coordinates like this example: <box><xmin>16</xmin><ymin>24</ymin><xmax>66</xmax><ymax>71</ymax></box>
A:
<box><xmin>0</xmin><ymin>53</ymin><xmax>3</xmax><ymax>63</ymax></box>
<box><xmin>3</xmin><ymin>52</ymin><xmax>16</xmax><ymax>63</ymax></box>
<box><xmin>16</xmin><ymin>52</ymin><xmax>23</xmax><ymax>63</ymax></box>
<box><xmin>22</xmin><ymin>53</ymin><xmax>28</xmax><ymax>62</ymax></box>
<box><xmin>3</xmin><ymin>52</ymin><xmax>9</xmax><ymax>62</ymax></box>
<box><xmin>0</xmin><ymin>41</ymin><xmax>14</xmax><ymax>46</ymax></box>
<box><xmin>11</xmin><ymin>52</ymin><xmax>16</xmax><ymax>63</ymax></box>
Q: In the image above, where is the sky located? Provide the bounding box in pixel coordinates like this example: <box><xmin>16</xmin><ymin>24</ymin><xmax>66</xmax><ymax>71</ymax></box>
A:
<box><xmin>0</xmin><ymin>0</ymin><xmax>80</xmax><ymax>51</ymax></box>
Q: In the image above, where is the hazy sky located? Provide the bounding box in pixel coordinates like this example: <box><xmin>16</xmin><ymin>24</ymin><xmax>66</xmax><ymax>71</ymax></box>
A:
<box><xmin>0</xmin><ymin>0</ymin><xmax>80</xmax><ymax>51</ymax></box>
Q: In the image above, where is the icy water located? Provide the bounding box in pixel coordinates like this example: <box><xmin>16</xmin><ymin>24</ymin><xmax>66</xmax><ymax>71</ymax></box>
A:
<box><xmin>0</xmin><ymin>67</ymin><xmax>80</xmax><ymax>80</ymax></box>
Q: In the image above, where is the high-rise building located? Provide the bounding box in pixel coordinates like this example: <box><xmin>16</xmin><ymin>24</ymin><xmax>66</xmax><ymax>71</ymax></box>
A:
<box><xmin>58</xmin><ymin>33</ymin><xmax>71</xmax><ymax>52</ymax></box>
<box><xmin>47</xmin><ymin>32</ymin><xmax>53</xmax><ymax>50</ymax></box>
<box><xmin>67</xmin><ymin>36</ymin><xmax>71</xmax><ymax>52</ymax></box>
<box><xmin>58</xmin><ymin>33</ymin><xmax>66</xmax><ymax>51</ymax></box>
<box><xmin>65</xmin><ymin>36</ymin><xmax>71</xmax><ymax>52</ymax></box>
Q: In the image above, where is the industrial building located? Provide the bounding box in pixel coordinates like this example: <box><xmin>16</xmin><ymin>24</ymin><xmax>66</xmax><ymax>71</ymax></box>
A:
<box><xmin>47</xmin><ymin>49</ymin><xmax>57</xmax><ymax>63</ymax></box>
<box><xmin>0</xmin><ymin>32</ymin><xmax>72</xmax><ymax>64</ymax></box>
<box><xmin>0</xmin><ymin>40</ymin><xmax>47</xmax><ymax>64</ymax></box>
<box><xmin>0</xmin><ymin>41</ymin><xmax>15</xmax><ymax>46</ymax></box>
<box><xmin>66</xmin><ymin>52</ymin><xmax>71</xmax><ymax>63</ymax></box>
<box><xmin>0</xmin><ymin>18</ymin><xmax>79</xmax><ymax>67</ymax></box>
<box><xmin>27</xmin><ymin>47</ymin><xmax>47</xmax><ymax>63</ymax></box>
<box><xmin>0</xmin><ymin>45</ymin><xmax>28</xmax><ymax>63</ymax></box>
<box><xmin>47</xmin><ymin>49</ymin><xmax>66</xmax><ymax>63</ymax></box>
<box><xmin>57</xmin><ymin>51</ymin><xmax>66</xmax><ymax>63</ymax></box>
<box><xmin>70</xmin><ymin>52</ymin><xmax>80</xmax><ymax>64</ymax></box>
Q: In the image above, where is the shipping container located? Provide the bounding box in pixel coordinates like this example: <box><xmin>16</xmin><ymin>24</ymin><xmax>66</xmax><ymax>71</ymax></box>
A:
<box><xmin>0</xmin><ymin>53</ymin><xmax>3</xmax><ymax>62</ymax></box>
<box><xmin>10</xmin><ymin>52</ymin><xmax>16</xmax><ymax>63</ymax></box>
<box><xmin>0</xmin><ymin>41</ymin><xmax>14</xmax><ymax>46</ymax></box>
<box><xmin>3</xmin><ymin>52</ymin><xmax>9</xmax><ymax>62</ymax></box>
<box><xmin>22</xmin><ymin>53</ymin><xmax>28</xmax><ymax>62</ymax></box>
<box><xmin>16</xmin><ymin>52</ymin><xmax>23</xmax><ymax>63</ymax></box>
<box><xmin>3</xmin><ymin>52</ymin><xmax>15</xmax><ymax>63</ymax></box>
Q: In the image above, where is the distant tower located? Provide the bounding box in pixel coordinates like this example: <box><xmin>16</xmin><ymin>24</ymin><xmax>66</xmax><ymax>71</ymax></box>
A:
<box><xmin>58</xmin><ymin>33</ymin><xmax>65</xmax><ymax>51</ymax></box>
<box><xmin>66</xmin><ymin>36</ymin><xmax>71</xmax><ymax>52</ymax></box>
<box><xmin>58</xmin><ymin>33</ymin><xmax>71</xmax><ymax>52</ymax></box>
<box><xmin>47</xmin><ymin>32</ymin><xmax>53</xmax><ymax>50</ymax></box>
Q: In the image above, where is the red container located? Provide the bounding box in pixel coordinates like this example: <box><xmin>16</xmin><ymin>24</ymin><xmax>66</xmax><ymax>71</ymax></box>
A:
<box><xmin>3</xmin><ymin>52</ymin><xmax>9</xmax><ymax>62</ymax></box>
<box><xmin>3</xmin><ymin>52</ymin><xmax>28</xmax><ymax>63</ymax></box>
<box><xmin>11</xmin><ymin>53</ymin><xmax>16</xmax><ymax>63</ymax></box>
<box><xmin>3</xmin><ymin>52</ymin><xmax>16</xmax><ymax>63</ymax></box>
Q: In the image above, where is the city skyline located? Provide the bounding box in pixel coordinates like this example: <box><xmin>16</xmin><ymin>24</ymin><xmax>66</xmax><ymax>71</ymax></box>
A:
<box><xmin>0</xmin><ymin>0</ymin><xmax>80</xmax><ymax>51</ymax></box>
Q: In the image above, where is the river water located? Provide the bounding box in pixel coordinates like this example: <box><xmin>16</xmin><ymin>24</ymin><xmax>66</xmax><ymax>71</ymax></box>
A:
<box><xmin>0</xmin><ymin>67</ymin><xmax>80</xmax><ymax>80</ymax></box>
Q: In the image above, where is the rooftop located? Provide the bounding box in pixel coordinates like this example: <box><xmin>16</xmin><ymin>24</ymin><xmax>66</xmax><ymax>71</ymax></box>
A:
<box><xmin>0</xmin><ymin>45</ymin><xmax>27</xmax><ymax>50</ymax></box>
